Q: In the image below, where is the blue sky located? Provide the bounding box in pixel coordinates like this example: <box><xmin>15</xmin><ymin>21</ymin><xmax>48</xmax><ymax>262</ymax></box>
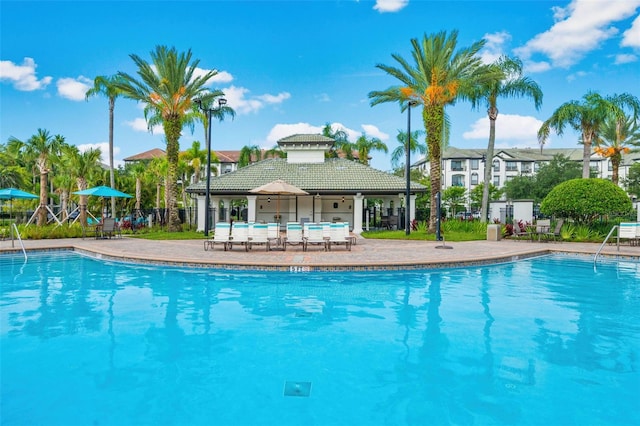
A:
<box><xmin>2</xmin><ymin>0</ymin><xmax>639</xmax><ymax>172</ymax></box>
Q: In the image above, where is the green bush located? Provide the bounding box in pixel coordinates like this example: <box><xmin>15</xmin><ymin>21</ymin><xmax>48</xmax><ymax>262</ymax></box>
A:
<box><xmin>540</xmin><ymin>178</ymin><xmax>632</xmax><ymax>224</ymax></box>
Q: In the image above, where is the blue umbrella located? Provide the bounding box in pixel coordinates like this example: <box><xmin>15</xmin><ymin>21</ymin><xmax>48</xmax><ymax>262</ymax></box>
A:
<box><xmin>0</xmin><ymin>187</ymin><xmax>39</xmax><ymax>225</ymax></box>
<box><xmin>73</xmin><ymin>186</ymin><xmax>132</xmax><ymax>220</ymax></box>
<box><xmin>73</xmin><ymin>185</ymin><xmax>132</xmax><ymax>198</ymax></box>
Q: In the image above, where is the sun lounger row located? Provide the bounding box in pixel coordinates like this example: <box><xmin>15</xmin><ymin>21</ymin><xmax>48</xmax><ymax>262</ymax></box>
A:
<box><xmin>285</xmin><ymin>222</ymin><xmax>352</xmax><ymax>251</ymax></box>
<box><xmin>204</xmin><ymin>222</ymin><xmax>281</xmax><ymax>251</ymax></box>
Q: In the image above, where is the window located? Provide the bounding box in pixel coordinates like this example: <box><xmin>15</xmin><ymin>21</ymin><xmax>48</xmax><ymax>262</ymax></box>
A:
<box><xmin>470</xmin><ymin>159</ymin><xmax>479</xmax><ymax>170</ymax></box>
<box><xmin>506</xmin><ymin>161</ymin><xmax>518</xmax><ymax>172</ymax></box>
<box><xmin>451</xmin><ymin>160</ymin><xmax>465</xmax><ymax>171</ymax></box>
<box><xmin>452</xmin><ymin>174</ymin><xmax>465</xmax><ymax>187</ymax></box>
<box><xmin>471</xmin><ymin>173</ymin><xmax>479</xmax><ymax>185</ymax></box>
<box><xmin>522</xmin><ymin>163</ymin><xmax>532</xmax><ymax>174</ymax></box>
<box><xmin>493</xmin><ymin>175</ymin><xmax>500</xmax><ymax>187</ymax></box>
<box><xmin>493</xmin><ymin>160</ymin><xmax>500</xmax><ymax>172</ymax></box>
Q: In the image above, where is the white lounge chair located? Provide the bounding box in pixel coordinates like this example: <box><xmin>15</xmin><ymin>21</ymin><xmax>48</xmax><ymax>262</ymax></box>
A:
<box><xmin>284</xmin><ymin>222</ymin><xmax>304</xmax><ymax>251</ymax></box>
<box><xmin>267</xmin><ymin>222</ymin><xmax>281</xmax><ymax>248</ymax></box>
<box><xmin>229</xmin><ymin>222</ymin><xmax>250</xmax><ymax>251</ymax></box>
<box><xmin>249</xmin><ymin>223</ymin><xmax>270</xmax><ymax>251</ymax></box>
<box><xmin>204</xmin><ymin>222</ymin><xmax>231</xmax><ymax>251</ymax></box>
<box><xmin>618</xmin><ymin>222</ymin><xmax>640</xmax><ymax>246</ymax></box>
<box><xmin>328</xmin><ymin>223</ymin><xmax>351</xmax><ymax>251</ymax></box>
<box><xmin>305</xmin><ymin>224</ymin><xmax>328</xmax><ymax>251</ymax></box>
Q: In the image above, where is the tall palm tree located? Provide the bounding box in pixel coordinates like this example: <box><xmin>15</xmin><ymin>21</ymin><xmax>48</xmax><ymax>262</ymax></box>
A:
<box><xmin>0</xmin><ymin>144</ymin><xmax>28</xmax><ymax>188</ymax></box>
<box><xmin>470</xmin><ymin>55</ymin><xmax>543</xmax><ymax>223</ymax></box>
<box><xmin>369</xmin><ymin>30</ymin><xmax>495</xmax><ymax>231</ymax></box>
<box><xmin>594</xmin><ymin>113</ymin><xmax>640</xmax><ymax>184</ymax></box>
<box><xmin>115</xmin><ymin>45</ymin><xmax>217</xmax><ymax>231</ymax></box>
<box><xmin>8</xmin><ymin>129</ymin><xmax>65</xmax><ymax>226</ymax></box>
<box><xmin>85</xmin><ymin>74</ymin><xmax>125</xmax><ymax>215</ymax></box>
<box><xmin>538</xmin><ymin>91</ymin><xmax>640</xmax><ymax>178</ymax></box>
<box><xmin>354</xmin><ymin>133</ymin><xmax>388</xmax><ymax>166</ymax></box>
<box><xmin>390</xmin><ymin>129</ymin><xmax>426</xmax><ymax>170</ymax></box>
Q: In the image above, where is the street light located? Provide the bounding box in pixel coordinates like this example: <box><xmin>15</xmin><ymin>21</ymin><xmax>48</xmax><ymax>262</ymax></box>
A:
<box><xmin>195</xmin><ymin>97</ymin><xmax>227</xmax><ymax>237</ymax></box>
<box><xmin>405</xmin><ymin>100</ymin><xmax>417</xmax><ymax>235</ymax></box>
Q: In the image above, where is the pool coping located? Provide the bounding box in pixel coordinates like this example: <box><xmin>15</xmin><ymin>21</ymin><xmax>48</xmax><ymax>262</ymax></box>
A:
<box><xmin>2</xmin><ymin>237</ymin><xmax>638</xmax><ymax>271</ymax></box>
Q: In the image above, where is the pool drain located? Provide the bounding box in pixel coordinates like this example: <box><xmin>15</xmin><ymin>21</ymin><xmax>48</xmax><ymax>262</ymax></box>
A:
<box><xmin>283</xmin><ymin>381</ymin><xmax>311</xmax><ymax>397</ymax></box>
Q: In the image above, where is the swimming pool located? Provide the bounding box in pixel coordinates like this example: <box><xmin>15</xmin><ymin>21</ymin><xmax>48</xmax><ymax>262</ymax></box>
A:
<box><xmin>1</xmin><ymin>251</ymin><xmax>638</xmax><ymax>425</ymax></box>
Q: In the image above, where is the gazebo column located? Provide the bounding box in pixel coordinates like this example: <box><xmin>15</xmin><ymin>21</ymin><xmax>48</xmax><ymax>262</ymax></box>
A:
<box><xmin>410</xmin><ymin>194</ymin><xmax>417</xmax><ymax>223</ymax></box>
<box><xmin>352</xmin><ymin>193</ymin><xmax>364</xmax><ymax>234</ymax></box>
<box><xmin>221</xmin><ymin>198</ymin><xmax>231</xmax><ymax>222</ymax></box>
<box><xmin>196</xmin><ymin>194</ymin><xmax>206</xmax><ymax>232</ymax></box>
<box><xmin>246</xmin><ymin>195</ymin><xmax>257</xmax><ymax>223</ymax></box>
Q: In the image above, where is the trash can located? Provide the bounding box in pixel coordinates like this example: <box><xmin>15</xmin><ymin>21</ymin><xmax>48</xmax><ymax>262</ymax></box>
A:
<box><xmin>487</xmin><ymin>224</ymin><xmax>502</xmax><ymax>241</ymax></box>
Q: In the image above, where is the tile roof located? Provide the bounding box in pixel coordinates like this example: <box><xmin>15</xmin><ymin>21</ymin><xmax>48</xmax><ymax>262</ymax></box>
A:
<box><xmin>123</xmin><ymin>148</ymin><xmax>166</xmax><ymax>162</ymax></box>
<box><xmin>186</xmin><ymin>158</ymin><xmax>427</xmax><ymax>195</ymax></box>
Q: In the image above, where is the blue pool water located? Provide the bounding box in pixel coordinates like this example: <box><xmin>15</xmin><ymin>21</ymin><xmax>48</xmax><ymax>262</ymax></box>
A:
<box><xmin>1</xmin><ymin>252</ymin><xmax>639</xmax><ymax>426</ymax></box>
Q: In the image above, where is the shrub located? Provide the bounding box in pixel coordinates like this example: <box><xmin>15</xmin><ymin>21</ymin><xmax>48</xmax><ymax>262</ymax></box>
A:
<box><xmin>540</xmin><ymin>178</ymin><xmax>632</xmax><ymax>224</ymax></box>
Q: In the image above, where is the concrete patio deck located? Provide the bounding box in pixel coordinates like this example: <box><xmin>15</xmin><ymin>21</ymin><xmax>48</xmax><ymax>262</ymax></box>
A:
<box><xmin>1</xmin><ymin>235</ymin><xmax>638</xmax><ymax>271</ymax></box>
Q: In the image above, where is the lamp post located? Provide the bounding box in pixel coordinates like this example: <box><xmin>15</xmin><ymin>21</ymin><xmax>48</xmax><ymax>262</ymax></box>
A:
<box><xmin>405</xmin><ymin>100</ymin><xmax>417</xmax><ymax>235</ymax></box>
<box><xmin>195</xmin><ymin>97</ymin><xmax>227</xmax><ymax>237</ymax></box>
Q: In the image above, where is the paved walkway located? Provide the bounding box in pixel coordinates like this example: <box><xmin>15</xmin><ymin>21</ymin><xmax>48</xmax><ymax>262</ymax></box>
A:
<box><xmin>2</xmin><ymin>235</ymin><xmax>638</xmax><ymax>270</ymax></box>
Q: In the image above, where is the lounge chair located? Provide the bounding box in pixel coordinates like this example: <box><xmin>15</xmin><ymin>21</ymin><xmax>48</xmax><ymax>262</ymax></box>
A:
<box><xmin>267</xmin><ymin>222</ymin><xmax>281</xmax><ymax>248</ymax></box>
<box><xmin>249</xmin><ymin>223</ymin><xmax>270</xmax><ymax>251</ymax></box>
<box><xmin>618</xmin><ymin>222</ymin><xmax>640</xmax><ymax>246</ymax></box>
<box><xmin>543</xmin><ymin>219</ymin><xmax>564</xmax><ymax>242</ymax></box>
<box><xmin>328</xmin><ymin>223</ymin><xmax>351</xmax><ymax>251</ymax></box>
<box><xmin>511</xmin><ymin>225</ymin><xmax>531</xmax><ymax>241</ymax></box>
<box><xmin>229</xmin><ymin>222</ymin><xmax>250</xmax><ymax>251</ymax></box>
<box><xmin>204</xmin><ymin>222</ymin><xmax>231</xmax><ymax>251</ymax></box>
<box><xmin>284</xmin><ymin>222</ymin><xmax>304</xmax><ymax>251</ymax></box>
<box><xmin>342</xmin><ymin>222</ymin><xmax>357</xmax><ymax>245</ymax></box>
<box><xmin>305</xmin><ymin>224</ymin><xmax>328</xmax><ymax>251</ymax></box>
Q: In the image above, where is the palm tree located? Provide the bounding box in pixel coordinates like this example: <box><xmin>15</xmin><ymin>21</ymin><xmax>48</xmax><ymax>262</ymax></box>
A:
<box><xmin>353</xmin><ymin>133</ymin><xmax>388</xmax><ymax>166</ymax></box>
<box><xmin>85</xmin><ymin>74</ymin><xmax>125</xmax><ymax>215</ymax></box>
<box><xmin>0</xmin><ymin>144</ymin><xmax>28</xmax><ymax>188</ymax></box>
<box><xmin>8</xmin><ymin>129</ymin><xmax>65</xmax><ymax>226</ymax></box>
<box><xmin>181</xmin><ymin>140</ymin><xmax>207</xmax><ymax>184</ymax></box>
<box><xmin>322</xmin><ymin>123</ymin><xmax>353</xmax><ymax>159</ymax></box>
<box><xmin>390</xmin><ymin>129</ymin><xmax>426</xmax><ymax>170</ymax></box>
<box><xmin>369</xmin><ymin>30</ymin><xmax>495</xmax><ymax>231</ymax></box>
<box><xmin>115</xmin><ymin>45</ymin><xmax>217</xmax><ymax>231</ymax></box>
<box><xmin>538</xmin><ymin>91</ymin><xmax>640</xmax><ymax>178</ymax></box>
<box><xmin>148</xmin><ymin>156</ymin><xmax>168</xmax><ymax>224</ymax></box>
<box><xmin>238</xmin><ymin>145</ymin><xmax>263</xmax><ymax>168</ymax></box>
<box><xmin>470</xmin><ymin>55</ymin><xmax>543</xmax><ymax>223</ymax></box>
<box><xmin>65</xmin><ymin>145</ymin><xmax>103</xmax><ymax>225</ymax></box>
<box><xmin>594</xmin><ymin>113</ymin><xmax>640</xmax><ymax>184</ymax></box>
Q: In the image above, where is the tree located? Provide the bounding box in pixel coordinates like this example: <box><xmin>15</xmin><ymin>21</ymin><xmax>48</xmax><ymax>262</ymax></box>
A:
<box><xmin>442</xmin><ymin>186</ymin><xmax>467</xmax><ymax>217</ymax></box>
<box><xmin>180</xmin><ymin>140</ymin><xmax>206</xmax><ymax>184</ymax></box>
<box><xmin>0</xmin><ymin>143</ymin><xmax>28</xmax><ymax>188</ymax></box>
<box><xmin>353</xmin><ymin>133</ymin><xmax>388</xmax><ymax>166</ymax></box>
<box><xmin>594</xmin><ymin>113</ymin><xmax>640</xmax><ymax>184</ymax></box>
<box><xmin>470</xmin><ymin>56</ymin><xmax>543</xmax><ymax>223</ymax></box>
<box><xmin>469</xmin><ymin>182</ymin><xmax>501</xmax><ymax>211</ymax></box>
<box><xmin>238</xmin><ymin>145</ymin><xmax>263</xmax><ymax>168</ymax></box>
<box><xmin>369</xmin><ymin>30</ymin><xmax>498</xmax><ymax>232</ymax></box>
<box><xmin>540</xmin><ymin>178</ymin><xmax>632</xmax><ymax>224</ymax></box>
<box><xmin>64</xmin><ymin>145</ymin><xmax>103</xmax><ymax>225</ymax></box>
<box><xmin>623</xmin><ymin>163</ymin><xmax>640</xmax><ymax>197</ymax></box>
<box><xmin>534</xmin><ymin>154</ymin><xmax>583</xmax><ymax>201</ymax></box>
<box><xmin>322</xmin><ymin>123</ymin><xmax>353</xmax><ymax>159</ymax></box>
<box><xmin>390</xmin><ymin>129</ymin><xmax>426</xmax><ymax>170</ymax></box>
<box><xmin>8</xmin><ymin>129</ymin><xmax>65</xmax><ymax>226</ymax></box>
<box><xmin>538</xmin><ymin>92</ymin><xmax>640</xmax><ymax>178</ymax></box>
<box><xmin>85</xmin><ymin>74</ymin><xmax>125</xmax><ymax>214</ymax></box>
<box><xmin>115</xmin><ymin>45</ymin><xmax>217</xmax><ymax>231</ymax></box>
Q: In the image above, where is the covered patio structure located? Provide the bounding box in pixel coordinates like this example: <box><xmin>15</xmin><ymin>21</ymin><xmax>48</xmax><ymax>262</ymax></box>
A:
<box><xmin>186</xmin><ymin>134</ymin><xmax>427</xmax><ymax>234</ymax></box>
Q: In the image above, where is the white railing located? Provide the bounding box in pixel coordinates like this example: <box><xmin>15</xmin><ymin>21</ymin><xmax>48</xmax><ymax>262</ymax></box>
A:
<box><xmin>594</xmin><ymin>225</ymin><xmax>617</xmax><ymax>265</ymax></box>
<box><xmin>11</xmin><ymin>223</ymin><xmax>27</xmax><ymax>261</ymax></box>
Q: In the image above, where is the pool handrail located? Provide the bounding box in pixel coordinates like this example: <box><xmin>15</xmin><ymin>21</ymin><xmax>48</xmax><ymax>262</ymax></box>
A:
<box><xmin>594</xmin><ymin>225</ymin><xmax>618</xmax><ymax>265</ymax></box>
<box><xmin>11</xmin><ymin>223</ymin><xmax>27</xmax><ymax>261</ymax></box>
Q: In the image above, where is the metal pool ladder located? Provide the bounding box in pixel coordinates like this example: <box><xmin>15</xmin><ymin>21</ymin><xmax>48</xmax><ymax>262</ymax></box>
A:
<box><xmin>11</xmin><ymin>223</ymin><xmax>27</xmax><ymax>261</ymax></box>
<box><xmin>594</xmin><ymin>225</ymin><xmax>618</xmax><ymax>265</ymax></box>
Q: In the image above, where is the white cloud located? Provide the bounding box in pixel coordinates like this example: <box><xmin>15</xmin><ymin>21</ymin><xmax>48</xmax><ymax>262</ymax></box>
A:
<box><xmin>514</xmin><ymin>0</ymin><xmax>640</xmax><ymax>70</ymax></box>
<box><xmin>373</xmin><ymin>0</ymin><xmax>408</xmax><ymax>13</ymax></box>
<box><xmin>193</xmin><ymin>66</ymin><xmax>234</xmax><ymax>85</ymax></box>
<box><xmin>126</xmin><ymin>117</ymin><xmax>164</xmax><ymax>135</ymax></box>
<box><xmin>223</xmin><ymin>85</ymin><xmax>291</xmax><ymax>114</ymax></box>
<box><xmin>614</xmin><ymin>53</ymin><xmax>638</xmax><ymax>64</ymax></box>
<box><xmin>566</xmin><ymin>70</ymin><xmax>588</xmax><ymax>81</ymax></box>
<box><xmin>621</xmin><ymin>14</ymin><xmax>640</xmax><ymax>47</ymax></box>
<box><xmin>76</xmin><ymin>142</ymin><xmax>121</xmax><ymax>164</ymax></box>
<box><xmin>480</xmin><ymin>31</ymin><xmax>511</xmax><ymax>64</ymax></box>
<box><xmin>462</xmin><ymin>114</ymin><xmax>543</xmax><ymax>141</ymax></box>
<box><xmin>361</xmin><ymin>124</ymin><xmax>389</xmax><ymax>141</ymax></box>
<box><xmin>57</xmin><ymin>76</ymin><xmax>92</xmax><ymax>101</ymax></box>
<box><xmin>0</xmin><ymin>57</ymin><xmax>52</xmax><ymax>91</ymax></box>
<box><xmin>315</xmin><ymin>93</ymin><xmax>331</xmax><ymax>102</ymax></box>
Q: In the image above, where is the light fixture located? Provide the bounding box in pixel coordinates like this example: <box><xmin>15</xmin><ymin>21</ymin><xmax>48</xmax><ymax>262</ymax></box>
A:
<box><xmin>267</xmin><ymin>197</ymin><xmax>271</xmax><ymax>203</ymax></box>
<box><xmin>342</xmin><ymin>196</ymin><xmax>345</xmax><ymax>203</ymax></box>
